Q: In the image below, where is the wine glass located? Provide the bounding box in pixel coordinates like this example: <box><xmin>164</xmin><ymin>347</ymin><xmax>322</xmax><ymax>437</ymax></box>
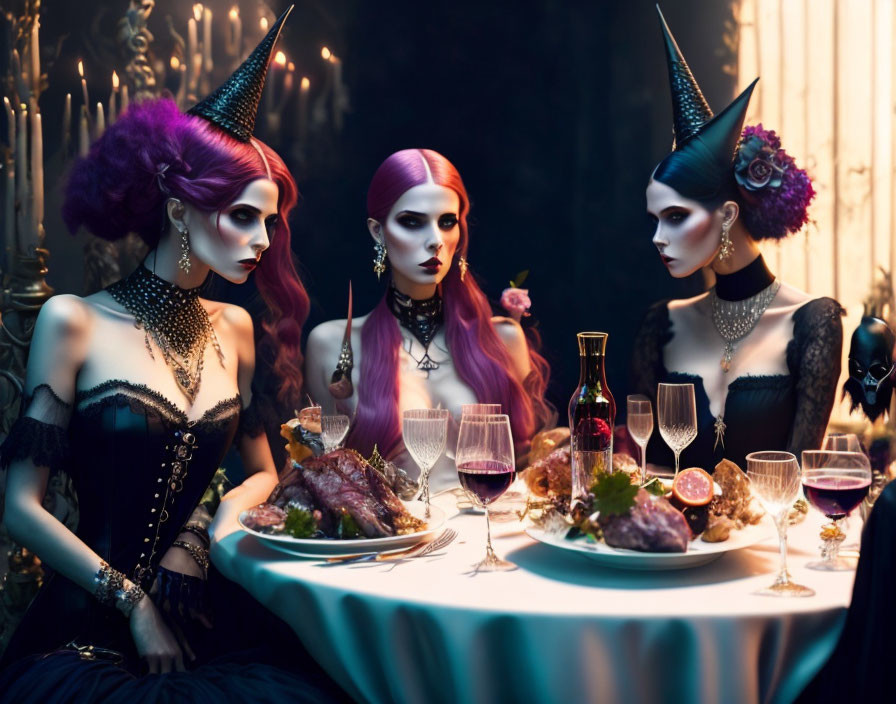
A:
<box><xmin>455</xmin><ymin>413</ymin><xmax>516</xmax><ymax>572</ymax></box>
<box><xmin>657</xmin><ymin>383</ymin><xmax>697</xmax><ymax>476</ymax></box>
<box><xmin>627</xmin><ymin>395</ymin><xmax>653</xmax><ymax>484</ymax></box>
<box><xmin>320</xmin><ymin>414</ymin><xmax>350</xmax><ymax>452</ymax></box>
<box><xmin>402</xmin><ymin>409</ymin><xmax>450</xmax><ymax>517</ymax></box>
<box><xmin>461</xmin><ymin>403</ymin><xmax>502</xmax><ymax>416</ymax></box>
<box><xmin>746</xmin><ymin>451</ymin><xmax>814</xmax><ymax>597</ymax></box>
<box><xmin>801</xmin><ymin>450</ymin><xmax>871</xmax><ymax>571</ymax></box>
<box><xmin>822</xmin><ymin>433</ymin><xmax>863</xmax><ymax>453</ymax></box>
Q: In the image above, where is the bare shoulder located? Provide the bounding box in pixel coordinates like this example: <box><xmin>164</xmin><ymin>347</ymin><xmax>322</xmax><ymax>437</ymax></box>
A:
<box><xmin>667</xmin><ymin>291</ymin><xmax>710</xmax><ymax>313</ymax></box>
<box><xmin>491</xmin><ymin>315</ymin><xmax>526</xmax><ymax>348</ymax></box>
<box><xmin>775</xmin><ymin>282</ymin><xmax>813</xmax><ymax>307</ymax></box>
<box><xmin>37</xmin><ymin>294</ymin><xmax>92</xmax><ymax>338</ymax></box>
<box><xmin>308</xmin><ymin>313</ymin><xmax>369</xmax><ymax>351</ymax></box>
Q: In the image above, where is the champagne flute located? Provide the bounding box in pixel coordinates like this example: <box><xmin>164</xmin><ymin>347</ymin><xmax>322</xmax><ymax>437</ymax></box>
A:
<box><xmin>402</xmin><ymin>409</ymin><xmax>449</xmax><ymax>517</ymax></box>
<box><xmin>320</xmin><ymin>414</ymin><xmax>350</xmax><ymax>452</ymax></box>
<box><xmin>801</xmin><ymin>450</ymin><xmax>871</xmax><ymax>570</ymax></box>
<box><xmin>657</xmin><ymin>383</ymin><xmax>697</xmax><ymax>476</ymax></box>
<box><xmin>455</xmin><ymin>413</ymin><xmax>516</xmax><ymax>571</ymax></box>
<box><xmin>746</xmin><ymin>451</ymin><xmax>814</xmax><ymax>597</ymax></box>
<box><xmin>627</xmin><ymin>395</ymin><xmax>653</xmax><ymax>484</ymax></box>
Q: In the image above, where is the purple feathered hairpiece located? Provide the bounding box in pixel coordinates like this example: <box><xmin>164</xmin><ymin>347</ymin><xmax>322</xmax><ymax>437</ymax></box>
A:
<box><xmin>734</xmin><ymin>124</ymin><xmax>815</xmax><ymax>240</ymax></box>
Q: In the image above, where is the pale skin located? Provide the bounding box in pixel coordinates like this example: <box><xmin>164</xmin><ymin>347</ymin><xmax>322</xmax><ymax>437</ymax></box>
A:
<box><xmin>645</xmin><ymin>178</ymin><xmax>812</xmax><ymax>439</ymax></box>
<box><xmin>3</xmin><ymin>178</ymin><xmax>281</xmax><ymax>674</ymax></box>
<box><xmin>305</xmin><ymin>182</ymin><xmax>531</xmax><ymax>487</ymax></box>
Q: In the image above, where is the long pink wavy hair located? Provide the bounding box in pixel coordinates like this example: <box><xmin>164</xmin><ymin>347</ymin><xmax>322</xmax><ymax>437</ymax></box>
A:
<box><xmin>346</xmin><ymin>149</ymin><xmax>550</xmax><ymax>457</ymax></box>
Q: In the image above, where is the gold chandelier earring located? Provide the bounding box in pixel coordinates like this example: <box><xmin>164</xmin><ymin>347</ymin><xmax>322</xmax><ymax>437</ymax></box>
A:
<box><xmin>178</xmin><ymin>227</ymin><xmax>192</xmax><ymax>273</ymax></box>
<box><xmin>458</xmin><ymin>255</ymin><xmax>469</xmax><ymax>282</ymax></box>
<box><xmin>718</xmin><ymin>221</ymin><xmax>734</xmax><ymax>262</ymax></box>
<box><xmin>373</xmin><ymin>241</ymin><xmax>387</xmax><ymax>280</ymax></box>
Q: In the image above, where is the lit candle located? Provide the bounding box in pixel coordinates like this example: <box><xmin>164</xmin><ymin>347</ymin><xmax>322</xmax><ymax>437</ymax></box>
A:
<box><xmin>12</xmin><ymin>50</ymin><xmax>27</xmax><ymax>102</ymax></box>
<box><xmin>30</xmin><ymin>109</ymin><xmax>43</xmax><ymax>245</ymax></box>
<box><xmin>170</xmin><ymin>56</ymin><xmax>186</xmax><ymax>108</ymax></box>
<box><xmin>259</xmin><ymin>16</ymin><xmax>269</xmax><ymax>32</ymax></box>
<box><xmin>4</xmin><ymin>97</ymin><xmax>15</xmax><ymax>262</ymax></box>
<box><xmin>30</xmin><ymin>17</ymin><xmax>40</xmax><ymax>97</ymax></box>
<box><xmin>16</xmin><ymin>105</ymin><xmax>28</xmax><ymax>252</ymax></box>
<box><xmin>78</xmin><ymin>60</ymin><xmax>90</xmax><ymax>115</ymax></box>
<box><xmin>228</xmin><ymin>7</ymin><xmax>242</xmax><ymax>59</ymax></box>
<box><xmin>298</xmin><ymin>76</ymin><xmax>309</xmax><ymax>142</ymax></box>
<box><xmin>187</xmin><ymin>18</ymin><xmax>198</xmax><ymax>92</ymax></box>
<box><xmin>203</xmin><ymin>7</ymin><xmax>213</xmax><ymax>74</ymax></box>
<box><xmin>109</xmin><ymin>71</ymin><xmax>119</xmax><ymax>124</ymax></box>
<box><xmin>95</xmin><ymin>102</ymin><xmax>105</xmax><ymax>139</ymax></box>
<box><xmin>62</xmin><ymin>92</ymin><xmax>71</xmax><ymax>158</ymax></box>
<box><xmin>267</xmin><ymin>50</ymin><xmax>287</xmax><ymax>115</ymax></box>
<box><xmin>330</xmin><ymin>54</ymin><xmax>343</xmax><ymax>131</ymax></box>
<box><xmin>121</xmin><ymin>84</ymin><xmax>129</xmax><ymax>113</ymax></box>
<box><xmin>276</xmin><ymin>62</ymin><xmax>294</xmax><ymax>114</ymax></box>
<box><xmin>78</xmin><ymin>105</ymin><xmax>89</xmax><ymax>157</ymax></box>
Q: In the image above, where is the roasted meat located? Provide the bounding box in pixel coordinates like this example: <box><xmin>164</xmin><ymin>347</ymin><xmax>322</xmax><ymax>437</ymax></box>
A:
<box><xmin>599</xmin><ymin>489</ymin><xmax>690</xmax><ymax>553</ymax></box>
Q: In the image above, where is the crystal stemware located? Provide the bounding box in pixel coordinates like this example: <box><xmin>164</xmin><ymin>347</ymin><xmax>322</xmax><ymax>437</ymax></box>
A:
<box><xmin>320</xmin><ymin>414</ymin><xmax>350</xmax><ymax>452</ymax></box>
<box><xmin>461</xmin><ymin>403</ymin><xmax>502</xmax><ymax>416</ymax></box>
<box><xmin>801</xmin><ymin>450</ymin><xmax>871</xmax><ymax>570</ymax></box>
<box><xmin>402</xmin><ymin>409</ymin><xmax>449</xmax><ymax>517</ymax></box>
<box><xmin>455</xmin><ymin>413</ymin><xmax>516</xmax><ymax>572</ymax></box>
<box><xmin>626</xmin><ymin>395</ymin><xmax>653</xmax><ymax>484</ymax></box>
<box><xmin>746</xmin><ymin>451</ymin><xmax>814</xmax><ymax>597</ymax></box>
<box><xmin>657</xmin><ymin>383</ymin><xmax>697</xmax><ymax>476</ymax></box>
<box><xmin>822</xmin><ymin>433</ymin><xmax>863</xmax><ymax>453</ymax></box>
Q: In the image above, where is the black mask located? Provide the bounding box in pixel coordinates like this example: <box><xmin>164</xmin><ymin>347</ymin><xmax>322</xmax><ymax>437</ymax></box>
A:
<box><xmin>843</xmin><ymin>316</ymin><xmax>896</xmax><ymax>422</ymax></box>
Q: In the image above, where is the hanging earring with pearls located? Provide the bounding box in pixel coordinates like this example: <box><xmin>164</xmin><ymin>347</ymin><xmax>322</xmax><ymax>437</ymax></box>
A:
<box><xmin>718</xmin><ymin>221</ymin><xmax>734</xmax><ymax>262</ymax></box>
<box><xmin>373</xmin><ymin>241</ymin><xmax>387</xmax><ymax>280</ymax></box>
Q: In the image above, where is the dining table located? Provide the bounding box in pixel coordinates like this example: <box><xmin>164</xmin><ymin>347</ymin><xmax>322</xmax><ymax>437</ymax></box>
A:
<box><xmin>211</xmin><ymin>487</ymin><xmax>858</xmax><ymax>704</ymax></box>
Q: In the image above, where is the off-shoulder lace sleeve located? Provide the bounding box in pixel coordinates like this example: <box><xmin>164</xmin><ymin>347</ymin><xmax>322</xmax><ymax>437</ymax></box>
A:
<box><xmin>786</xmin><ymin>297</ymin><xmax>844</xmax><ymax>457</ymax></box>
<box><xmin>1</xmin><ymin>384</ymin><xmax>72</xmax><ymax>475</ymax></box>
<box><xmin>630</xmin><ymin>300</ymin><xmax>672</xmax><ymax>403</ymax></box>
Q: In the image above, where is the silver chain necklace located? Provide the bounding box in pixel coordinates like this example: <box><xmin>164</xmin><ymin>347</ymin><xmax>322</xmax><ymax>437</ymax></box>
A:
<box><xmin>710</xmin><ymin>279</ymin><xmax>781</xmax><ymax>373</ymax></box>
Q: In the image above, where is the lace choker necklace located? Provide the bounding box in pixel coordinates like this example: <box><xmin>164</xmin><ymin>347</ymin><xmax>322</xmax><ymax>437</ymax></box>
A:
<box><xmin>107</xmin><ymin>265</ymin><xmax>224</xmax><ymax>403</ymax></box>
<box><xmin>387</xmin><ymin>284</ymin><xmax>443</xmax><ymax>372</ymax></box>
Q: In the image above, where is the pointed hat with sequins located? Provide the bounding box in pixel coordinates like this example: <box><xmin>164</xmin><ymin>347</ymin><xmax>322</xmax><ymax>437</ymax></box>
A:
<box><xmin>657</xmin><ymin>4</ymin><xmax>757</xmax><ymax>165</ymax></box>
<box><xmin>188</xmin><ymin>5</ymin><xmax>293</xmax><ymax>142</ymax></box>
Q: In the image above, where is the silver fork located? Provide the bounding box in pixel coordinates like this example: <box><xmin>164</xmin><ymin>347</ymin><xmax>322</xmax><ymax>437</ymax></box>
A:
<box><xmin>328</xmin><ymin>528</ymin><xmax>457</xmax><ymax>565</ymax></box>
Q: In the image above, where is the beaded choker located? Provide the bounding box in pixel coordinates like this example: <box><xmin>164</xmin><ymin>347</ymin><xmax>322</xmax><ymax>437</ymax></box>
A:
<box><xmin>107</xmin><ymin>265</ymin><xmax>224</xmax><ymax>402</ymax></box>
<box><xmin>387</xmin><ymin>284</ymin><xmax>443</xmax><ymax>372</ymax></box>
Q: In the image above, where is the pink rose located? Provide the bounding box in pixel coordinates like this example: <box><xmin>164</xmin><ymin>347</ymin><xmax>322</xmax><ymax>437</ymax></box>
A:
<box><xmin>500</xmin><ymin>287</ymin><xmax>531</xmax><ymax>321</ymax></box>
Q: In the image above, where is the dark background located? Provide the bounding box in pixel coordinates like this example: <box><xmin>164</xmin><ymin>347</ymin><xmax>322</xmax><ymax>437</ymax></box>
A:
<box><xmin>7</xmin><ymin>0</ymin><xmax>737</xmax><ymax>415</ymax></box>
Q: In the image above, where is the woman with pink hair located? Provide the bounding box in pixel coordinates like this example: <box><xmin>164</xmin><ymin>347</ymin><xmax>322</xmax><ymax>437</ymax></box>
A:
<box><xmin>306</xmin><ymin>148</ymin><xmax>551</xmax><ymax>491</ymax></box>
<box><xmin>0</xmin><ymin>10</ymin><xmax>343</xmax><ymax>701</ymax></box>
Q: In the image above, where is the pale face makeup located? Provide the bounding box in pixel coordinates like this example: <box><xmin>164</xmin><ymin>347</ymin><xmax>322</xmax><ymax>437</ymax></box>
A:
<box><xmin>372</xmin><ymin>183</ymin><xmax>461</xmax><ymax>295</ymax></box>
<box><xmin>182</xmin><ymin>178</ymin><xmax>279</xmax><ymax>284</ymax></box>
<box><xmin>646</xmin><ymin>178</ymin><xmax>725</xmax><ymax>278</ymax></box>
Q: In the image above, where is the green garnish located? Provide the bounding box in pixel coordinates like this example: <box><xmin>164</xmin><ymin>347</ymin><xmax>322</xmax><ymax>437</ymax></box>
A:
<box><xmin>337</xmin><ymin>510</ymin><xmax>362</xmax><ymax>539</ymax></box>
<box><xmin>642</xmin><ymin>477</ymin><xmax>667</xmax><ymax>497</ymax></box>
<box><xmin>590</xmin><ymin>471</ymin><xmax>639</xmax><ymax>517</ymax></box>
<box><xmin>284</xmin><ymin>507</ymin><xmax>318</xmax><ymax>538</ymax></box>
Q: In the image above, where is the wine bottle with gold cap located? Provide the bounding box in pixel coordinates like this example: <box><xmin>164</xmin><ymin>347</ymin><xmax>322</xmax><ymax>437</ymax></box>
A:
<box><xmin>568</xmin><ymin>332</ymin><xmax>616</xmax><ymax>502</ymax></box>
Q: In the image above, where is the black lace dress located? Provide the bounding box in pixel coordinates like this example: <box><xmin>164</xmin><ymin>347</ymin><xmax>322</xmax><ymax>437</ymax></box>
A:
<box><xmin>631</xmin><ymin>272</ymin><xmax>844</xmax><ymax>472</ymax></box>
<box><xmin>0</xmin><ymin>381</ymin><xmax>344</xmax><ymax>703</ymax></box>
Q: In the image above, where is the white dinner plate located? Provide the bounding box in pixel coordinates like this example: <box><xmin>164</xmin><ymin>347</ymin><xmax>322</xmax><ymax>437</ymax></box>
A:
<box><xmin>526</xmin><ymin>516</ymin><xmax>773</xmax><ymax>570</ymax></box>
<box><xmin>239</xmin><ymin>501</ymin><xmax>447</xmax><ymax>558</ymax></box>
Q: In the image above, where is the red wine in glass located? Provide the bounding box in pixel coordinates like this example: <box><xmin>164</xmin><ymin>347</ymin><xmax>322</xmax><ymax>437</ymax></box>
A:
<box><xmin>457</xmin><ymin>460</ymin><xmax>514</xmax><ymax>505</ymax></box>
<box><xmin>803</xmin><ymin>477</ymin><xmax>871</xmax><ymax>519</ymax></box>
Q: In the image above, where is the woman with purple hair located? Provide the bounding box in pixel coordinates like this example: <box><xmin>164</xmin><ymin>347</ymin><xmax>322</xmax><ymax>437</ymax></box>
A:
<box><xmin>0</xmin><ymin>10</ymin><xmax>344</xmax><ymax>701</ymax></box>
<box><xmin>305</xmin><ymin>149</ymin><xmax>551</xmax><ymax>491</ymax></box>
<box><xmin>631</xmin><ymin>8</ymin><xmax>843</xmax><ymax>472</ymax></box>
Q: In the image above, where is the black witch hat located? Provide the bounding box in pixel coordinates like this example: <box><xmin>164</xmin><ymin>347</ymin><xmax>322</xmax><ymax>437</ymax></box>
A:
<box><xmin>188</xmin><ymin>5</ymin><xmax>293</xmax><ymax>142</ymax></box>
<box><xmin>657</xmin><ymin>5</ymin><xmax>757</xmax><ymax>166</ymax></box>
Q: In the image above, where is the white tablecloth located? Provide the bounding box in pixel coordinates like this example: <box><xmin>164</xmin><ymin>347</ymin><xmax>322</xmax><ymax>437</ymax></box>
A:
<box><xmin>212</xmin><ymin>492</ymin><xmax>856</xmax><ymax>704</ymax></box>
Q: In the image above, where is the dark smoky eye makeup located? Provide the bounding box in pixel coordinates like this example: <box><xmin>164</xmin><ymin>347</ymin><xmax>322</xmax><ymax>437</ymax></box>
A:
<box><xmin>228</xmin><ymin>206</ymin><xmax>258</xmax><ymax>226</ymax></box>
<box><xmin>662</xmin><ymin>208</ymin><xmax>690</xmax><ymax>223</ymax></box>
<box><xmin>438</xmin><ymin>214</ymin><xmax>458</xmax><ymax>229</ymax></box>
<box><xmin>396</xmin><ymin>212</ymin><xmax>423</xmax><ymax>228</ymax></box>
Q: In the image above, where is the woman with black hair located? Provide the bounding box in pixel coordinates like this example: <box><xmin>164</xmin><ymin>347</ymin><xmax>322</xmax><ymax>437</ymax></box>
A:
<box><xmin>631</xmin><ymin>8</ymin><xmax>843</xmax><ymax>472</ymax></box>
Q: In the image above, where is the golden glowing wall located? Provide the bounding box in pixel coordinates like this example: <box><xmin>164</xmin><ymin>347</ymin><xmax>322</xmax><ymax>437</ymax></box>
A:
<box><xmin>738</xmin><ymin>0</ymin><xmax>895</xmax><ymax>425</ymax></box>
